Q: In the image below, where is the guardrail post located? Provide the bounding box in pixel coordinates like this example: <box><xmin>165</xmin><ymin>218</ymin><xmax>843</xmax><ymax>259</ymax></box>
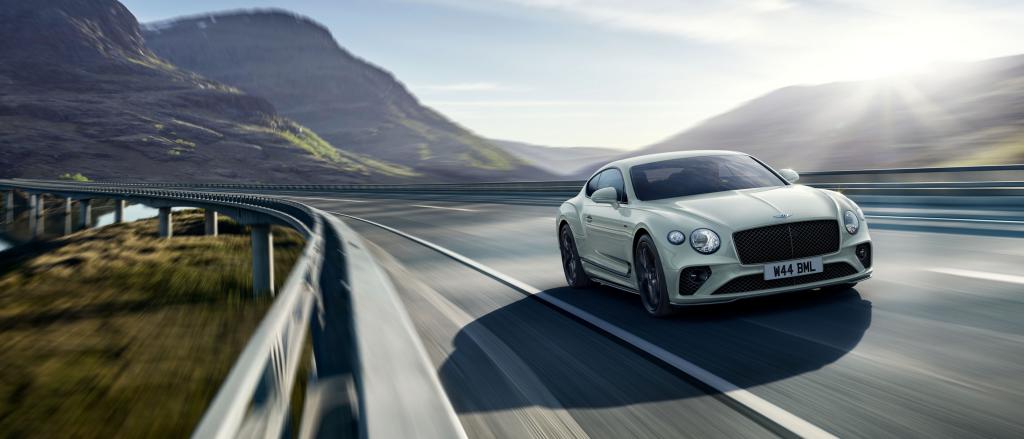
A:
<box><xmin>251</xmin><ymin>224</ymin><xmax>274</xmax><ymax>295</ymax></box>
<box><xmin>158</xmin><ymin>207</ymin><xmax>172</xmax><ymax>238</ymax></box>
<box><xmin>205</xmin><ymin>210</ymin><xmax>218</xmax><ymax>236</ymax></box>
<box><xmin>114</xmin><ymin>200</ymin><xmax>126</xmax><ymax>224</ymax></box>
<box><xmin>4</xmin><ymin>190</ymin><xmax>13</xmax><ymax>223</ymax></box>
<box><xmin>63</xmin><ymin>198</ymin><xmax>73</xmax><ymax>235</ymax></box>
<box><xmin>30</xmin><ymin>194</ymin><xmax>44</xmax><ymax>238</ymax></box>
<box><xmin>78</xmin><ymin>199</ymin><xmax>92</xmax><ymax>230</ymax></box>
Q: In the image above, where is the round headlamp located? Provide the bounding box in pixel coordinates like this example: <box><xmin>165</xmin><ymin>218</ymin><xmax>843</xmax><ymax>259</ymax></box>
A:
<box><xmin>843</xmin><ymin>210</ymin><xmax>860</xmax><ymax>234</ymax></box>
<box><xmin>667</xmin><ymin>230</ymin><xmax>686</xmax><ymax>245</ymax></box>
<box><xmin>690</xmin><ymin>229</ymin><xmax>720</xmax><ymax>254</ymax></box>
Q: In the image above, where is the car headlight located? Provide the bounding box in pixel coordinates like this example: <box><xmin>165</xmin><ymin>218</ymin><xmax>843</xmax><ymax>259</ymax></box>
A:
<box><xmin>837</xmin><ymin>192</ymin><xmax>865</xmax><ymax>219</ymax></box>
<box><xmin>844</xmin><ymin>210</ymin><xmax>860</xmax><ymax>234</ymax></box>
<box><xmin>667</xmin><ymin>230</ymin><xmax>685</xmax><ymax>245</ymax></box>
<box><xmin>690</xmin><ymin>229</ymin><xmax>720</xmax><ymax>254</ymax></box>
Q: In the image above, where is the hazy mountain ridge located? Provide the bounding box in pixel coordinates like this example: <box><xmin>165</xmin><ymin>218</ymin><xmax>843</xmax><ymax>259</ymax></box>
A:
<box><xmin>143</xmin><ymin>10</ymin><xmax>553</xmax><ymax>182</ymax></box>
<box><xmin>635</xmin><ymin>54</ymin><xmax>1024</xmax><ymax>170</ymax></box>
<box><xmin>0</xmin><ymin>0</ymin><xmax>414</xmax><ymax>183</ymax></box>
<box><xmin>491</xmin><ymin>139</ymin><xmax>621</xmax><ymax>177</ymax></box>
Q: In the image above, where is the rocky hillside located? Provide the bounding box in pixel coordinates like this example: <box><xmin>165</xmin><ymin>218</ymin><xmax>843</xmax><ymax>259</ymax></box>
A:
<box><xmin>143</xmin><ymin>10</ymin><xmax>551</xmax><ymax>182</ymax></box>
<box><xmin>637</xmin><ymin>54</ymin><xmax>1024</xmax><ymax>170</ymax></box>
<box><xmin>0</xmin><ymin>0</ymin><xmax>414</xmax><ymax>183</ymax></box>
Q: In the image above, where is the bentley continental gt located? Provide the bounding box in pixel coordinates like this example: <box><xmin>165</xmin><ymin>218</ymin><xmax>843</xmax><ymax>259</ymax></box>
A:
<box><xmin>556</xmin><ymin>151</ymin><xmax>872</xmax><ymax>316</ymax></box>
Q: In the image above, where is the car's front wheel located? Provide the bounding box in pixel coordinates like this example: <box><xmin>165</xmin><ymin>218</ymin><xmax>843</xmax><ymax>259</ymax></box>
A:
<box><xmin>635</xmin><ymin>235</ymin><xmax>673</xmax><ymax>317</ymax></box>
<box><xmin>559</xmin><ymin>224</ymin><xmax>593</xmax><ymax>288</ymax></box>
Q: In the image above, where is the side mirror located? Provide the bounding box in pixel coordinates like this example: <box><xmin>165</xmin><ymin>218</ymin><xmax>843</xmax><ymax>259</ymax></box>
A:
<box><xmin>592</xmin><ymin>187</ymin><xmax>619</xmax><ymax>206</ymax></box>
<box><xmin>779</xmin><ymin>168</ymin><xmax>800</xmax><ymax>183</ymax></box>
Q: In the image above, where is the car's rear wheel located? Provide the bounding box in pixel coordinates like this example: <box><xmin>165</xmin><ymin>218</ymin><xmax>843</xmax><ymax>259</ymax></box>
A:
<box><xmin>559</xmin><ymin>224</ymin><xmax>593</xmax><ymax>288</ymax></box>
<box><xmin>635</xmin><ymin>235</ymin><xmax>673</xmax><ymax>317</ymax></box>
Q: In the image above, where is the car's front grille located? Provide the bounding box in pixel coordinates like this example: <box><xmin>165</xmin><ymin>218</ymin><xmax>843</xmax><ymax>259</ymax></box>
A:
<box><xmin>712</xmin><ymin>262</ymin><xmax>858</xmax><ymax>295</ymax></box>
<box><xmin>732</xmin><ymin>220</ymin><xmax>840</xmax><ymax>264</ymax></box>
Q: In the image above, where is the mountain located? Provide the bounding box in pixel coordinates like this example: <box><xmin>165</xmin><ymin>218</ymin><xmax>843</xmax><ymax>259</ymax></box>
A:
<box><xmin>637</xmin><ymin>54</ymin><xmax>1024</xmax><ymax>170</ymax></box>
<box><xmin>490</xmin><ymin>139</ymin><xmax>621</xmax><ymax>178</ymax></box>
<box><xmin>142</xmin><ymin>10</ymin><xmax>551</xmax><ymax>182</ymax></box>
<box><xmin>0</xmin><ymin>0</ymin><xmax>414</xmax><ymax>183</ymax></box>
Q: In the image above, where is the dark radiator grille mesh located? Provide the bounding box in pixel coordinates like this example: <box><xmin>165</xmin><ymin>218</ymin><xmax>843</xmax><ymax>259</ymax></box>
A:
<box><xmin>733</xmin><ymin>220</ymin><xmax>840</xmax><ymax>264</ymax></box>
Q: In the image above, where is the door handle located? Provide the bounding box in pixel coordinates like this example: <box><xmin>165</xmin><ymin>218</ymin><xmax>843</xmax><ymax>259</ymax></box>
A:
<box><xmin>585</xmin><ymin>215</ymin><xmax>593</xmax><ymax>223</ymax></box>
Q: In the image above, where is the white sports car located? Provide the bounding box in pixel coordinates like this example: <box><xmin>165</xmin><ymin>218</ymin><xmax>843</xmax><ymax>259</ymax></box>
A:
<box><xmin>556</xmin><ymin>150</ymin><xmax>872</xmax><ymax>316</ymax></box>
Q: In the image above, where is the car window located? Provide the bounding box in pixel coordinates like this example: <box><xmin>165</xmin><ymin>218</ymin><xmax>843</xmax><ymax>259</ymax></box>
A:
<box><xmin>629</xmin><ymin>155</ymin><xmax>786</xmax><ymax>201</ymax></box>
<box><xmin>597</xmin><ymin>168</ymin><xmax>628</xmax><ymax>203</ymax></box>
<box><xmin>584</xmin><ymin>171</ymin><xmax>603</xmax><ymax>197</ymax></box>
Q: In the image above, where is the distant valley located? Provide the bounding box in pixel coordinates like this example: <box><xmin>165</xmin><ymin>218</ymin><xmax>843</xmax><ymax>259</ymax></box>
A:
<box><xmin>491</xmin><ymin>140</ymin><xmax>621</xmax><ymax>177</ymax></box>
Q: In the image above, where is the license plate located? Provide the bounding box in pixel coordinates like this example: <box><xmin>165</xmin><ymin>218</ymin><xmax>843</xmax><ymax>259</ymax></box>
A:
<box><xmin>764</xmin><ymin>257</ymin><xmax>823</xmax><ymax>280</ymax></box>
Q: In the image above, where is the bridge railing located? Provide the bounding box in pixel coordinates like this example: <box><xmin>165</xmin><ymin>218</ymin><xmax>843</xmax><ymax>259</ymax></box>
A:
<box><xmin>29</xmin><ymin>163</ymin><xmax>1023</xmax><ymax>195</ymax></box>
<box><xmin>0</xmin><ymin>180</ymin><xmax>465</xmax><ymax>439</ymax></box>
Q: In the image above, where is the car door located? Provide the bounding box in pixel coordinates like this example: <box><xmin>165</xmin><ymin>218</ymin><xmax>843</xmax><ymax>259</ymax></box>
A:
<box><xmin>581</xmin><ymin>168</ymin><xmax>633</xmax><ymax>277</ymax></box>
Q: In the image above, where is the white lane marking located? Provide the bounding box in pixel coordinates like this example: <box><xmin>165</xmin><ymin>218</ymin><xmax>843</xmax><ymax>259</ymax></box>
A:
<box><xmin>930</xmin><ymin>268</ymin><xmax>1024</xmax><ymax>285</ymax></box>
<box><xmin>288</xmin><ymin>196</ymin><xmax>368</xmax><ymax>203</ymax></box>
<box><xmin>333</xmin><ymin>211</ymin><xmax>837</xmax><ymax>439</ymax></box>
<box><xmin>866</xmin><ymin>215</ymin><xmax>1024</xmax><ymax>225</ymax></box>
<box><xmin>411</xmin><ymin>204</ymin><xmax>479</xmax><ymax>212</ymax></box>
<box><xmin>369</xmin><ymin>243</ymin><xmax>590</xmax><ymax>438</ymax></box>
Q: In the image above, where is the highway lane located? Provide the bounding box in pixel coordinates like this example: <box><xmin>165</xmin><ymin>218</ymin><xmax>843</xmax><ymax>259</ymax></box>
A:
<box><xmin>359</xmin><ymin>225</ymin><xmax>775</xmax><ymax>438</ymax></box>
<box><xmin>288</xmin><ymin>194</ymin><xmax>1024</xmax><ymax>438</ymax></box>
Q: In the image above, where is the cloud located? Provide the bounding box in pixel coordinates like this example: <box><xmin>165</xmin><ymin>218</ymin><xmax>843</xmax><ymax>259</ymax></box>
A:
<box><xmin>399</xmin><ymin>0</ymin><xmax>1024</xmax><ymax>146</ymax></box>
<box><xmin>417</xmin><ymin>0</ymin><xmax>1024</xmax><ymax>55</ymax></box>
<box><xmin>415</xmin><ymin>0</ymin><xmax>1024</xmax><ymax>83</ymax></box>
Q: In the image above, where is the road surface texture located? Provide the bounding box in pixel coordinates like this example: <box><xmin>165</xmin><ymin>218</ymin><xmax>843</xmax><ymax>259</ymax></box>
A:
<box><xmin>286</xmin><ymin>193</ymin><xmax>1024</xmax><ymax>438</ymax></box>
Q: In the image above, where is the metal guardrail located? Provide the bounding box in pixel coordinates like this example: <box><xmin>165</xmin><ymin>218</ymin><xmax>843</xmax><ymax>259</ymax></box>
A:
<box><xmin>0</xmin><ymin>180</ymin><xmax>465</xmax><ymax>439</ymax></box>
<box><xmin>25</xmin><ymin>162</ymin><xmax>1024</xmax><ymax>188</ymax></box>
<box><xmin>23</xmin><ymin>177</ymin><xmax>1023</xmax><ymax>212</ymax></box>
<box><xmin>799</xmin><ymin>163</ymin><xmax>1024</xmax><ymax>176</ymax></box>
<box><xmin>22</xmin><ymin>162</ymin><xmax>1024</xmax><ymax>195</ymax></box>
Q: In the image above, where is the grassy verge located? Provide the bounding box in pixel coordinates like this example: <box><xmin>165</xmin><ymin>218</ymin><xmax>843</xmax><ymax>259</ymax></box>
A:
<box><xmin>0</xmin><ymin>210</ymin><xmax>304</xmax><ymax>438</ymax></box>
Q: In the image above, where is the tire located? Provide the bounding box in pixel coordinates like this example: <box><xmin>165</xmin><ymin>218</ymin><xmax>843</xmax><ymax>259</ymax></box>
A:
<box><xmin>559</xmin><ymin>224</ymin><xmax>593</xmax><ymax>288</ymax></box>
<box><xmin>635</xmin><ymin>235</ymin><xmax>674</xmax><ymax>317</ymax></box>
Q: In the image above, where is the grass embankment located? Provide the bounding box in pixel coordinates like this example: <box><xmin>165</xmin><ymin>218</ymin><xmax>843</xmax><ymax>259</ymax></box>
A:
<box><xmin>0</xmin><ymin>210</ymin><xmax>304</xmax><ymax>438</ymax></box>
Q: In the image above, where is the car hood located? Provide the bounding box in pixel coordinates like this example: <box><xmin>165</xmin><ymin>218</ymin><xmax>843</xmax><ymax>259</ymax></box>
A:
<box><xmin>647</xmin><ymin>185</ymin><xmax>839</xmax><ymax>231</ymax></box>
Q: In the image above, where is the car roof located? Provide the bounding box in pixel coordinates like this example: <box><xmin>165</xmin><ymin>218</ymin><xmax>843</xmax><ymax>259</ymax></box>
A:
<box><xmin>602</xmin><ymin>150</ymin><xmax>747</xmax><ymax>171</ymax></box>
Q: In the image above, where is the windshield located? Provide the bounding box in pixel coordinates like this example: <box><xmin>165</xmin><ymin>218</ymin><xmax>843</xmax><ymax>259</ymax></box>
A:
<box><xmin>629</xmin><ymin>155</ymin><xmax>786</xmax><ymax>201</ymax></box>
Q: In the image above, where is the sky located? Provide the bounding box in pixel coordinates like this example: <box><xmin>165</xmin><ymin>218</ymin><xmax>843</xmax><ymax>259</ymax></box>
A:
<box><xmin>123</xmin><ymin>0</ymin><xmax>1024</xmax><ymax>150</ymax></box>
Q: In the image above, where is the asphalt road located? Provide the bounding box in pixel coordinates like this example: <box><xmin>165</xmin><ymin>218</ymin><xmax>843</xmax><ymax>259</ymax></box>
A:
<box><xmin>287</xmin><ymin>193</ymin><xmax>1024</xmax><ymax>438</ymax></box>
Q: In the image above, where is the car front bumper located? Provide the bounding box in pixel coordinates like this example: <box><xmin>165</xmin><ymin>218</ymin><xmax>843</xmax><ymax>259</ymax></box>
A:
<box><xmin>665</xmin><ymin>235</ymin><xmax>872</xmax><ymax>305</ymax></box>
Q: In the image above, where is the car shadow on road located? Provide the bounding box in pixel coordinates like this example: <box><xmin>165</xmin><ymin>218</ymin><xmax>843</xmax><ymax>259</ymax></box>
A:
<box><xmin>438</xmin><ymin>284</ymin><xmax>872</xmax><ymax>413</ymax></box>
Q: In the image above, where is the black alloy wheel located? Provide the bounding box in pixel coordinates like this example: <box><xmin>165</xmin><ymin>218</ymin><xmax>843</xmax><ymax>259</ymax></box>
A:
<box><xmin>635</xmin><ymin>235</ymin><xmax>674</xmax><ymax>317</ymax></box>
<box><xmin>560</xmin><ymin>225</ymin><xmax>593</xmax><ymax>288</ymax></box>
